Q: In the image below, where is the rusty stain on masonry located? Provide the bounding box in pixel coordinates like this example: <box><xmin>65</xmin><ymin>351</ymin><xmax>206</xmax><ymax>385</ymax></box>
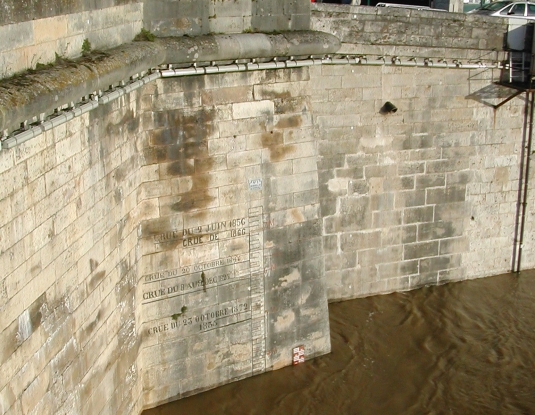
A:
<box><xmin>88</xmin><ymin>270</ymin><xmax>107</xmax><ymax>293</ymax></box>
<box><xmin>89</xmin><ymin>259</ymin><xmax>99</xmax><ymax>272</ymax></box>
<box><xmin>275</xmin><ymin>115</ymin><xmax>302</xmax><ymax>129</ymax></box>
<box><xmin>262</xmin><ymin>129</ymin><xmax>296</xmax><ymax>163</ymax></box>
<box><xmin>290</xmin><ymin>208</ymin><xmax>305</xmax><ymax>224</ymax></box>
<box><xmin>106</xmin><ymin>109</ymin><xmax>139</xmax><ymax>137</ymax></box>
<box><xmin>150</xmin><ymin>108</ymin><xmax>216</xmax><ymax>212</ymax></box>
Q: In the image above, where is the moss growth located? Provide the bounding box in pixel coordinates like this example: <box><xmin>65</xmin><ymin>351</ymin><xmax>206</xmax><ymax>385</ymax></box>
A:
<box><xmin>54</xmin><ymin>52</ymin><xmax>74</xmax><ymax>66</ymax></box>
<box><xmin>134</xmin><ymin>28</ymin><xmax>156</xmax><ymax>42</ymax></box>
<box><xmin>171</xmin><ymin>306</ymin><xmax>188</xmax><ymax>321</ymax></box>
<box><xmin>81</xmin><ymin>38</ymin><xmax>92</xmax><ymax>56</ymax></box>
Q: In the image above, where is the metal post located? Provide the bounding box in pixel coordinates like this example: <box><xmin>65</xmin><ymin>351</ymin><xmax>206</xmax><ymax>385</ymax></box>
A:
<box><xmin>516</xmin><ymin>90</ymin><xmax>535</xmax><ymax>272</ymax></box>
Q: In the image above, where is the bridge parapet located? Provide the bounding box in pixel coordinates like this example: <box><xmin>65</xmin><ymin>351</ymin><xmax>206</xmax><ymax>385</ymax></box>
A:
<box><xmin>312</xmin><ymin>4</ymin><xmax>508</xmax><ymax>65</ymax></box>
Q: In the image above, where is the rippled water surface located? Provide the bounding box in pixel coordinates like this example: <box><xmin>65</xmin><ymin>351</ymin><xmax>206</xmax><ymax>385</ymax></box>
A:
<box><xmin>145</xmin><ymin>272</ymin><xmax>535</xmax><ymax>415</ymax></box>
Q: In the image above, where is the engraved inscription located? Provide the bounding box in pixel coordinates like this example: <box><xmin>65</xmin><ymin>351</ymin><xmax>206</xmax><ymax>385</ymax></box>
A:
<box><xmin>142</xmin><ymin>207</ymin><xmax>264</xmax><ymax>367</ymax></box>
<box><xmin>146</xmin><ymin>301</ymin><xmax>251</xmax><ymax>336</ymax></box>
<box><xmin>153</xmin><ymin>216</ymin><xmax>248</xmax><ymax>245</ymax></box>
<box><xmin>143</xmin><ymin>256</ymin><xmax>243</xmax><ymax>283</ymax></box>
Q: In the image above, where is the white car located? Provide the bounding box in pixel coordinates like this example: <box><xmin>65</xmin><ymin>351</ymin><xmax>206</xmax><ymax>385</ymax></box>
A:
<box><xmin>468</xmin><ymin>0</ymin><xmax>535</xmax><ymax>19</ymax></box>
<box><xmin>376</xmin><ymin>2</ymin><xmax>440</xmax><ymax>10</ymax></box>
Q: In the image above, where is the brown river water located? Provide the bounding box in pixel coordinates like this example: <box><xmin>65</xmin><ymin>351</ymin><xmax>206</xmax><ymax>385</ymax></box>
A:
<box><xmin>145</xmin><ymin>271</ymin><xmax>535</xmax><ymax>415</ymax></box>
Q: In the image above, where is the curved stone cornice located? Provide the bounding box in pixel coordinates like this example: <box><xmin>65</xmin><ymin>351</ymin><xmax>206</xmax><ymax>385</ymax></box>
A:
<box><xmin>161</xmin><ymin>31</ymin><xmax>342</xmax><ymax>63</ymax></box>
<box><xmin>0</xmin><ymin>31</ymin><xmax>341</xmax><ymax>134</ymax></box>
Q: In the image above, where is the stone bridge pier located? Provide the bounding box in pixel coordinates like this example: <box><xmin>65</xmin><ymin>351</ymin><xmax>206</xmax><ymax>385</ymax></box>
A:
<box><xmin>1</xmin><ymin>1</ymin><xmax>534</xmax><ymax>415</ymax></box>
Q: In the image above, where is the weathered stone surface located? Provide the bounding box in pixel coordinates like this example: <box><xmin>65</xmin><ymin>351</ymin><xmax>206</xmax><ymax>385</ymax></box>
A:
<box><xmin>311</xmin><ymin>3</ymin><xmax>508</xmax><ymax>63</ymax></box>
<box><xmin>0</xmin><ymin>4</ymin><xmax>532</xmax><ymax>415</ymax></box>
<box><xmin>0</xmin><ymin>31</ymin><xmax>340</xmax><ymax>134</ymax></box>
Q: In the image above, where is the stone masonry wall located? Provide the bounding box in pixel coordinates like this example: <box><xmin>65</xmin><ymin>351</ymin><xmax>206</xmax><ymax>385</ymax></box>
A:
<box><xmin>137</xmin><ymin>69</ymin><xmax>330</xmax><ymax>409</ymax></box>
<box><xmin>0</xmin><ymin>90</ymin><xmax>149</xmax><ymax>415</ymax></box>
<box><xmin>1</xmin><ymin>59</ymin><xmax>533</xmax><ymax>414</ymax></box>
<box><xmin>0</xmin><ymin>66</ymin><xmax>334</xmax><ymax>414</ymax></box>
<box><xmin>0</xmin><ymin>3</ymin><xmax>143</xmax><ymax>78</ymax></box>
<box><xmin>309</xmin><ymin>62</ymin><xmax>533</xmax><ymax>300</ymax></box>
<box><xmin>0</xmin><ymin>0</ymin><xmax>311</xmax><ymax>83</ymax></box>
<box><xmin>311</xmin><ymin>4</ymin><xmax>508</xmax><ymax>64</ymax></box>
<box><xmin>0</xmin><ymin>0</ymin><xmax>140</xmax><ymax>26</ymax></box>
<box><xmin>143</xmin><ymin>0</ymin><xmax>311</xmax><ymax>37</ymax></box>
<box><xmin>309</xmin><ymin>4</ymin><xmax>534</xmax><ymax>300</ymax></box>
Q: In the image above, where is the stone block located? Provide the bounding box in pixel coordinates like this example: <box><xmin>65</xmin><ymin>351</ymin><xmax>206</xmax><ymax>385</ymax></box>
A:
<box><xmin>418</xmin><ymin>221</ymin><xmax>462</xmax><ymax>241</ymax></box>
<box><xmin>33</xmin><ymin>15</ymin><xmax>68</xmax><ymax>44</ymax></box>
<box><xmin>426</xmin><ymin>186</ymin><xmax>466</xmax><ymax>204</ymax></box>
<box><xmin>415</xmin><ymin>173</ymin><xmax>445</xmax><ymax>189</ymax></box>
<box><xmin>340</xmin><ymin>231</ymin><xmax>381</xmax><ymax>252</ymax></box>
<box><xmin>21</xmin><ymin>367</ymin><xmax>51</xmax><ymax>415</ymax></box>
<box><xmin>0</xmin><ymin>22</ymin><xmax>33</xmax><ymax>54</ymax></box>
<box><xmin>385</xmin><ymin>276</ymin><xmax>411</xmax><ymax>292</ymax></box>
<box><xmin>439</xmin><ymin>237</ymin><xmax>469</xmax><ymax>255</ymax></box>
<box><xmin>438</xmin><ymin>268</ymin><xmax>466</xmax><ymax>283</ymax></box>
<box><xmin>378</xmin><ymin>260</ymin><xmax>418</xmax><ymax>279</ymax></box>
<box><xmin>410</xmin><ymin>272</ymin><xmax>438</xmax><ymax>288</ymax></box>
<box><xmin>271</xmin><ymin>171</ymin><xmax>318</xmax><ymax>196</ymax></box>
<box><xmin>209</xmin><ymin>0</ymin><xmax>252</xmax><ymax>17</ymax></box>
<box><xmin>209</xmin><ymin>16</ymin><xmax>248</xmax><ymax>34</ymax></box>
<box><xmin>227</xmin><ymin>149</ymin><xmax>262</xmax><ymax>169</ymax></box>
<box><xmin>372</xmin><ymin>210</ymin><xmax>402</xmax><ymax>228</ymax></box>
<box><xmin>219</xmin><ymin>118</ymin><xmax>271</xmax><ymax>138</ymax></box>
<box><xmin>394</xmin><ymin>190</ymin><xmax>425</xmax><ymax>208</ymax></box>
<box><xmin>398</xmin><ymin>161</ymin><xmax>425</xmax><ymax>175</ymax></box>
<box><xmin>404</xmin><ymin>240</ymin><xmax>439</xmax><ymax>260</ymax></box>
<box><xmin>325</xmin><ymin>252</ymin><xmax>357</xmax><ymax>271</ymax></box>
<box><xmin>293</xmin><ymin>189</ymin><xmax>319</xmax><ymax>207</ymax></box>
<box><xmin>384</xmin><ymin>176</ymin><xmax>415</xmax><ymax>192</ymax></box>
<box><xmin>292</xmin><ymin>157</ymin><xmax>317</xmax><ymax>175</ymax></box>
<box><xmin>403</xmin><ymin>206</ymin><xmax>434</xmax><ymax>224</ymax></box>
<box><xmin>254</xmin><ymin>82</ymin><xmax>309</xmax><ymax>101</ymax></box>
<box><xmin>402</xmin><ymin>224</ymin><xmax>417</xmax><ymax>244</ymax></box>
<box><xmin>202</xmin><ymin>86</ymin><xmax>253</xmax><ymax>107</ymax></box>
<box><xmin>420</xmin><ymin>254</ymin><xmax>461</xmax><ymax>273</ymax></box>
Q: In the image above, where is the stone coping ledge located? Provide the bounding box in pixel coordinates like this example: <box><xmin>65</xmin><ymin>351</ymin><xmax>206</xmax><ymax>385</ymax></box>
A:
<box><xmin>0</xmin><ymin>31</ymin><xmax>341</xmax><ymax>134</ymax></box>
<box><xmin>312</xmin><ymin>2</ymin><xmax>490</xmax><ymax>21</ymax></box>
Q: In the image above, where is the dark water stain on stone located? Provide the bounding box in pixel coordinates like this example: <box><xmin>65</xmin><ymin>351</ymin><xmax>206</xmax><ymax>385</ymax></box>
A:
<box><xmin>167</xmin><ymin>159</ymin><xmax>195</xmax><ymax>176</ymax></box>
<box><xmin>30</xmin><ymin>263</ymin><xmax>42</xmax><ymax>277</ymax></box>
<box><xmin>261</xmin><ymin>130</ymin><xmax>284</xmax><ymax>147</ymax></box>
<box><xmin>106</xmin><ymin>109</ymin><xmax>139</xmax><ymax>137</ymax></box>
<box><xmin>275</xmin><ymin>115</ymin><xmax>302</xmax><ymax>130</ymax></box>
<box><xmin>89</xmin><ymin>259</ymin><xmax>99</xmax><ymax>272</ymax></box>
<box><xmin>117</xmin><ymin>216</ymin><xmax>128</xmax><ymax>241</ymax></box>
<box><xmin>81</xmin><ymin>309</ymin><xmax>102</xmax><ymax>345</ymax></box>
<box><xmin>118</xmin><ymin>259</ymin><xmax>131</xmax><ymax>279</ymax></box>
<box><xmin>28</xmin><ymin>292</ymin><xmax>46</xmax><ymax>331</ymax></box>
<box><xmin>169</xmin><ymin>108</ymin><xmax>214</xmax><ymax>147</ymax></box>
<box><xmin>114</xmin><ymin>187</ymin><xmax>124</xmax><ymax>204</ymax></box>
<box><xmin>114</xmin><ymin>155</ymin><xmax>135</xmax><ymax>184</ymax></box>
<box><xmin>142</xmin><ymin>146</ymin><xmax>168</xmax><ymax>164</ymax></box>
<box><xmin>274</xmin><ymin>97</ymin><xmax>310</xmax><ymax>115</ymax></box>
<box><xmin>147</xmin><ymin>105</ymin><xmax>216</xmax><ymax>213</ymax></box>
<box><xmin>261</xmin><ymin>130</ymin><xmax>296</xmax><ymax>163</ymax></box>
<box><xmin>171</xmin><ymin>189</ymin><xmax>214</xmax><ymax>212</ymax></box>
<box><xmin>2</xmin><ymin>321</ymin><xmax>19</xmax><ymax>364</ymax></box>
<box><xmin>88</xmin><ymin>270</ymin><xmax>106</xmax><ymax>293</ymax></box>
<box><xmin>157</xmin><ymin>239</ymin><xmax>183</xmax><ymax>251</ymax></box>
<box><xmin>150</xmin><ymin>128</ymin><xmax>176</xmax><ymax>146</ymax></box>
